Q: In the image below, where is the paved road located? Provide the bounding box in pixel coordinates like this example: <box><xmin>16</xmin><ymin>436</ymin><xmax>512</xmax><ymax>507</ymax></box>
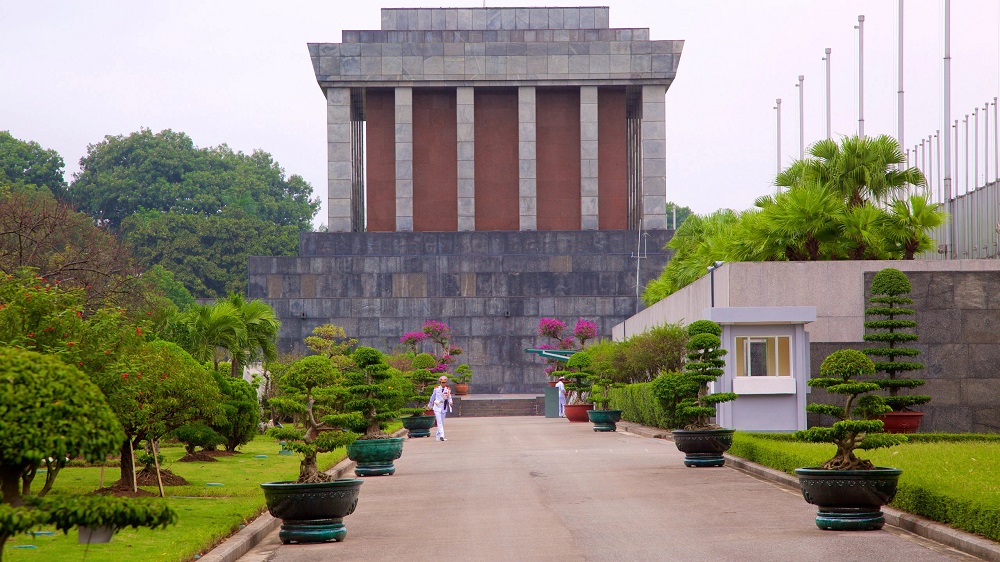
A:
<box><xmin>242</xmin><ymin>417</ymin><xmax>975</xmax><ymax>562</ymax></box>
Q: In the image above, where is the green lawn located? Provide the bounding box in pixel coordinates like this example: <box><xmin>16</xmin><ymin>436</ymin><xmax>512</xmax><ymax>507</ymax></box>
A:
<box><xmin>729</xmin><ymin>432</ymin><xmax>1000</xmax><ymax>542</ymax></box>
<box><xmin>3</xmin><ymin>435</ymin><xmax>348</xmax><ymax>562</ymax></box>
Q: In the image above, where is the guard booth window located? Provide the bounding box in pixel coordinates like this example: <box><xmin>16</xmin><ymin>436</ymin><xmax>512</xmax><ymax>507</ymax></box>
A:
<box><xmin>735</xmin><ymin>336</ymin><xmax>791</xmax><ymax>377</ymax></box>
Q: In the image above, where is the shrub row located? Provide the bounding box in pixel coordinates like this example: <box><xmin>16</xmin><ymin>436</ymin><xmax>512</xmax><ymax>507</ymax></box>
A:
<box><xmin>608</xmin><ymin>382</ymin><xmax>666</xmax><ymax>428</ymax></box>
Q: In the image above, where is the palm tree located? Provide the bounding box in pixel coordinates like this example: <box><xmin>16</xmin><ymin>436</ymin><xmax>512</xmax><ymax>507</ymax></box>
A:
<box><xmin>883</xmin><ymin>194</ymin><xmax>948</xmax><ymax>259</ymax></box>
<box><xmin>762</xmin><ymin>183</ymin><xmax>844</xmax><ymax>260</ymax></box>
<box><xmin>225</xmin><ymin>292</ymin><xmax>281</xmax><ymax>378</ymax></box>
<box><xmin>782</xmin><ymin>135</ymin><xmax>925</xmax><ymax>208</ymax></box>
<box><xmin>183</xmin><ymin>301</ymin><xmax>246</xmax><ymax>369</ymax></box>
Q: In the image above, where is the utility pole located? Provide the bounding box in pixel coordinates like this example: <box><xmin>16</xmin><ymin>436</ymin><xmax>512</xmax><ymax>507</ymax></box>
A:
<box><xmin>898</xmin><ymin>1</ymin><xmax>904</xmax><ymax>153</ymax></box>
<box><xmin>856</xmin><ymin>15</ymin><xmax>865</xmax><ymax>137</ymax></box>
<box><xmin>823</xmin><ymin>48</ymin><xmax>832</xmax><ymax>140</ymax></box>
<box><xmin>775</xmin><ymin>98</ymin><xmax>782</xmax><ymax>184</ymax></box>
<box><xmin>797</xmin><ymin>75</ymin><xmax>805</xmax><ymax>159</ymax></box>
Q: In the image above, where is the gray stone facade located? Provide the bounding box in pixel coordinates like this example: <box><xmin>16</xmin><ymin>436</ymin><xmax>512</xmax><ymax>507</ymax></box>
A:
<box><xmin>249</xmin><ymin>230</ymin><xmax>672</xmax><ymax>393</ymax></box>
<box><xmin>309</xmin><ymin>6</ymin><xmax>682</xmax><ymax>232</ymax></box>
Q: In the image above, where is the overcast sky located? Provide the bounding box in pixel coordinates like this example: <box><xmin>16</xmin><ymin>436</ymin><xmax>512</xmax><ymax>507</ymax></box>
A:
<box><xmin>3</xmin><ymin>1</ymin><xmax>999</xmax><ymax>226</ymax></box>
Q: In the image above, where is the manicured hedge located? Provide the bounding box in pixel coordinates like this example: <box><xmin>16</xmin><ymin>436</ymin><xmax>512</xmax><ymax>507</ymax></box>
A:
<box><xmin>608</xmin><ymin>382</ymin><xmax>666</xmax><ymax>428</ymax></box>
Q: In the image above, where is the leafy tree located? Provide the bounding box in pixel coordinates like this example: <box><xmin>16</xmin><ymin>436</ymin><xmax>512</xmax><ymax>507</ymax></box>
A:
<box><xmin>611</xmin><ymin>323</ymin><xmax>688</xmax><ymax>383</ymax></box>
<box><xmin>181</xmin><ymin>300</ymin><xmax>246</xmax><ymax>369</ymax></box>
<box><xmin>70</xmin><ymin>129</ymin><xmax>319</xmax><ymax>231</ymax></box>
<box><xmin>654</xmin><ymin>320</ymin><xmax>736</xmax><ymax>430</ymax></box>
<box><xmin>0</xmin><ymin>184</ymin><xmax>147</xmax><ymax>309</ymax></box>
<box><xmin>796</xmin><ymin>349</ymin><xmax>905</xmax><ymax>470</ymax></box>
<box><xmin>306</xmin><ymin>323</ymin><xmax>358</xmax><ymax>361</ymax></box>
<box><xmin>209</xmin><ymin>364</ymin><xmax>261</xmax><ymax>452</ymax></box>
<box><xmin>863</xmin><ymin>268</ymin><xmax>930</xmax><ymax>413</ymax></box>
<box><xmin>145</xmin><ymin>264</ymin><xmax>194</xmax><ymax>311</ymax></box>
<box><xmin>664</xmin><ymin>201</ymin><xmax>693</xmax><ymax>229</ymax></box>
<box><xmin>0</xmin><ymin>347</ymin><xmax>124</xmax><ymax>506</ymax></box>
<box><xmin>120</xmin><ymin>208</ymin><xmax>299</xmax><ymax>298</ymax></box>
<box><xmin>95</xmin><ymin>340</ymin><xmax>222</xmax><ymax>487</ymax></box>
<box><xmin>0</xmin><ymin>131</ymin><xmax>67</xmax><ymax>198</ymax></box>
<box><xmin>172</xmin><ymin>422</ymin><xmax>225</xmax><ymax>455</ymax></box>
<box><xmin>325</xmin><ymin>347</ymin><xmax>409</xmax><ymax>438</ymax></box>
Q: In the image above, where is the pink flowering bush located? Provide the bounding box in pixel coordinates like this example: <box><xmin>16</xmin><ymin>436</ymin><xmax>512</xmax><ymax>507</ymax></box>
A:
<box><xmin>535</xmin><ymin>317</ymin><xmax>600</xmax><ymax>378</ymax></box>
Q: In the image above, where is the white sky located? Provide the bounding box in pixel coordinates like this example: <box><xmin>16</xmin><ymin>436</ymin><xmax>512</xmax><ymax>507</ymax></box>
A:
<box><xmin>2</xmin><ymin>1</ymin><xmax>999</xmax><ymax>226</ymax></box>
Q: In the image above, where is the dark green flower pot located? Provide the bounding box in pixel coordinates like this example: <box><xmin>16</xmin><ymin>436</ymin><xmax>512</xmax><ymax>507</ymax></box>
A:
<box><xmin>671</xmin><ymin>428</ymin><xmax>735</xmax><ymax>467</ymax></box>
<box><xmin>795</xmin><ymin>467</ymin><xmax>903</xmax><ymax>531</ymax></box>
<box><xmin>586</xmin><ymin>409</ymin><xmax>622</xmax><ymax>432</ymax></box>
<box><xmin>261</xmin><ymin>479</ymin><xmax>363</xmax><ymax>543</ymax></box>
<box><xmin>347</xmin><ymin>437</ymin><xmax>405</xmax><ymax>476</ymax></box>
<box><xmin>401</xmin><ymin>414</ymin><xmax>435</xmax><ymax>438</ymax></box>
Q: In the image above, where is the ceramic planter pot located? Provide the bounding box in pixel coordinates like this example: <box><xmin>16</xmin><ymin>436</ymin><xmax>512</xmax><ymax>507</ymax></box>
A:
<box><xmin>261</xmin><ymin>479</ymin><xmax>363</xmax><ymax>543</ymax></box>
<box><xmin>78</xmin><ymin>525</ymin><xmax>114</xmax><ymax>544</ymax></box>
<box><xmin>671</xmin><ymin>428</ymin><xmax>735</xmax><ymax>467</ymax></box>
<box><xmin>586</xmin><ymin>409</ymin><xmax>622</xmax><ymax>432</ymax></box>
<box><xmin>401</xmin><ymin>414</ymin><xmax>435</xmax><ymax>438</ymax></box>
<box><xmin>794</xmin><ymin>467</ymin><xmax>903</xmax><ymax>531</ymax></box>
<box><xmin>878</xmin><ymin>412</ymin><xmax>924</xmax><ymax>434</ymax></box>
<box><xmin>453</xmin><ymin>383</ymin><xmax>469</xmax><ymax>395</ymax></box>
<box><xmin>564</xmin><ymin>403</ymin><xmax>594</xmax><ymax>422</ymax></box>
<box><xmin>347</xmin><ymin>437</ymin><xmax>405</xmax><ymax>476</ymax></box>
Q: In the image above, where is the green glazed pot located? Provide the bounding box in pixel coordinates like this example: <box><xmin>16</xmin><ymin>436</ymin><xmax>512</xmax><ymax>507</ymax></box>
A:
<box><xmin>794</xmin><ymin>467</ymin><xmax>903</xmax><ymax>531</ymax></box>
<box><xmin>586</xmin><ymin>409</ymin><xmax>622</xmax><ymax>432</ymax></box>
<box><xmin>347</xmin><ymin>437</ymin><xmax>405</xmax><ymax>476</ymax></box>
<box><xmin>401</xmin><ymin>414</ymin><xmax>435</xmax><ymax>438</ymax></box>
<box><xmin>261</xmin><ymin>478</ymin><xmax>363</xmax><ymax>543</ymax></box>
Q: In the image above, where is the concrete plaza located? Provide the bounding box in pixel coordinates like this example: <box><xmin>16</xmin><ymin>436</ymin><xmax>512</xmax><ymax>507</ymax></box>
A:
<box><xmin>234</xmin><ymin>417</ymin><xmax>977</xmax><ymax>562</ymax></box>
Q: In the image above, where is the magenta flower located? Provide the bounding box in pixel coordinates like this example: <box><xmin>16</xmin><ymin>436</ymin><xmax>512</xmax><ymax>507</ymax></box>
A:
<box><xmin>538</xmin><ymin>317</ymin><xmax>567</xmax><ymax>340</ymax></box>
<box><xmin>574</xmin><ymin>319</ymin><xmax>598</xmax><ymax>346</ymax></box>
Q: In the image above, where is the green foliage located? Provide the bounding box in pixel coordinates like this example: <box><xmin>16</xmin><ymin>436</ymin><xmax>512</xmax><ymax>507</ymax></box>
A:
<box><xmin>33</xmin><ymin>495</ymin><xmax>176</xmax><ymax>532</ymax></box>
<box><xmin>0</xmin><ymin>131</ymin><xmax>68</xmax><ymax>198</ymax></box>
<box><xmin>0</xmin><ymin>347</ymin><xmax>125</xmax><ymax>505</ymax></box>
<box><xmin>863</xmin><ymin>268</ymin><xmax>929</xmax><ymax>412</ymax></box>
<box><xmin>664</xmin><ymin>201</ymin><xmax>693</xmax><ymax>229</ymax></box>
<box><xmin>650</xmin><ymin>372</ymin><xmax>699</xmax><ymax>429</ymax></box>
<box><xmin>451</xmin><ymin>363</ymin><xmax>473</xmax><ymax>384</ymax></box>
<box><xmin>208</xmin><ymin>370</ymin><xmax>260</xmax><ymax>452</ymax></box>
<box><xmin>608</xmin><ymin>382</ymin><xmax>668</xmax><ymax>428</ymax></box>
<box><xmin>796</xmin><ymin>349</ymin><xmax>905</xmax><ymax>469</ymax></box>
<box><xmin>70</xmin><ymin>128</ymin><xmax>319</xmax><ymax>231</ymax></box>
<box><xmin>324</xmin><ymin>347</ymin><xmax>408</xmax><ymax>438</ymax></box>
<box><xmin>609</xmin><ymin>323</ymin><xmax>687</xmax><ymax>383</ymax></box>
<box><xmin>121</xmin><ymin>209</ymin><xmax>300</xmax><ymax>298</ymax></box>
<box><xmin>223</xmin><ymin>292</ymin><xmax>280</xmax><ymax>378</ymax></box>
<box><xmin>554</xmin><ymin>350</ymin><xmax>594</xmax><ymax>405</ymax></box>
<box><xmin>172</xmin><ymin>422</ymin><xmax>225</xmax><ymax>455</ymax></box>
<box><xmin>0</xmin><ymin>503</ymin><xmax>49</xmax><ymax>555</ymax></box>
<box><xmin>643</xmin><ymin>136</ymin><xmax>947</xmax><ymax>305</ymax></box>
<box><xmin>145</xmin><ymin>264</ymin><xmax>194</xmax><ymax>312</ymax></box>
<box><xmin>305</xmin><ymin>323</ymin><xmax>357</xmax><ymax>360</ymax></box>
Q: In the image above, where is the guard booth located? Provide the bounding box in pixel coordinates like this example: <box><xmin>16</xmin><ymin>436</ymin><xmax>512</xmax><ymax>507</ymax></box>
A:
<box><xmin>524</xmin><ymin>348</ymin><xmax>577</xmax><ymax>418</ymax></box>
<box><xmin>706</xmin><ymin>307</ymin><xmax>816</xmax><ymax>432</ymax></box>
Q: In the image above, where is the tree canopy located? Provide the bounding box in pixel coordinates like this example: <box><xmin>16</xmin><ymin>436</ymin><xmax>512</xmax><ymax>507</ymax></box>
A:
<box><xmin>0</xmin><ymin>131</ymin><xmax>67</xmax><ymax>198</ymax></box>
<box><xmin>70</xmin><ymin>129</ymin><xmax>319</xmax><ymax>231</ymax></box>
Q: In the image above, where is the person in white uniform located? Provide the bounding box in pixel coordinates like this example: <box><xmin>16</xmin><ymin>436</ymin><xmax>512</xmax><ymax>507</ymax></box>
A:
<box><xmin>555</xmin><ymin>376</ymin><xmax>567</xmax><ymax>417</ymax></box>
<box><xmin>427</xmin><ymin>375</ymin><xmax>453</xmax><ymax>441</ymax></box>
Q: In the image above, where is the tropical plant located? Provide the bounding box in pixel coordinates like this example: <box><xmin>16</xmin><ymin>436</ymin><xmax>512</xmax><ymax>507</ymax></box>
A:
<box><xmin>267</xmin><ymin>355</ymin><xmax>357</xmax><ymax>482</ymax></box>
<box><xmin>863</xmin><ymin>268</ymin><xmax>930</xmax><ymax>413</ymax></box>
<box><xmin>883</xmin><ymin>194</ymin><xmax>947</xmax><ymax>259</ymax></box>
<box><xmin>795</xmin><ymin>349</ymin><xmax>906</xmax><ymax>470</ymax></box>
<box><xmin>643</xmin><ymin>210</ymin><xmax>739</xmax><ymax>304</ymax></box>
<box><xmin>654</xmin><ymin>320</ymin><xmax>736</xmax><ymax>430</ymax></box>
<box><xmin>224</xmin><ymin>292</ymin><xmax>280</xmax><ymax>378</ymax></box>
<box><xmin>181</xmin><ymin>301</ymin><xmax>246</xmax><ymax>369</ymax></box>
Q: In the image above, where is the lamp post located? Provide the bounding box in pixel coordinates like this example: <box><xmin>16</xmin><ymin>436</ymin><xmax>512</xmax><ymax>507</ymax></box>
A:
<box><xmin>707</xmin><ymin>261</ymin><xmax>724</xmax><ymax>308</ymax></box>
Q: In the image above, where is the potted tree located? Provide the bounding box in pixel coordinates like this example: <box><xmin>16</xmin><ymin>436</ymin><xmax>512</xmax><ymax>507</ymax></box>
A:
<box><xmin>338</xmin><ymin>347</ymin><xmax>410</xmax><ymax>476</ymax></box>
<box><xmin>663</xmin><ymin>320</ymin><xmax>738</xmax><ymax>467</ymax></box>
<box><xmin>262</xmin><ymin>355</ymin><xmax>364</xmax><ymax>544</ymax></box>
<box><xmin>452</xmin><ymin>364</ymin><xmax>474</xmax><ymax>395</ymax></box>
<box><xmin>584</xmin><ymin>341</ymin><xmax>624</xmax><ymax>431</ymax></box>
<box><xmin>400</xmin><ymin>352</ymin><xmax>437</xmax><ymax>438</ymax></box>
<box><xmin>864</xmin><ymin>268</ymin><xmax>930</xmax><ymax>433</ymax></box>
<box><xmin>794</xmin><ymin>349</ymin><xmax>906</xmax><ymax>531</ymax></box>
<box><xmin>556</xmin><ymin>351</ymin><xmax>595</xmax><ymax>422</ymax></box>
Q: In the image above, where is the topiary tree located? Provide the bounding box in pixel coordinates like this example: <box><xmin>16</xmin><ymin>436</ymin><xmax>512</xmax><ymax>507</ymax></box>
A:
<box><xmin>401</xmin><ymin>353</ymin><xmax>437</xmax><ymax>417</ymax></box>
<box><xmin>209</xmin><ymin>364</ymin><xmax>260</xmax><ymax>452</ymax></box>
<box><xmin>0</xmin><ymin>347</ymin><xmax>124</xmax><ymax>506</ymax></box>
<box><xmin>675</xmin><ymin>320</ymin><xmax>736</xmax><ymax>430</ymax></box>
<box><xmin>267</xmin><ymin>355</ymin><xmax>358</xmax><ymax>483</ymax></box>
<box><xmin>796</xmin><ymin>349</ymin><xmax>906</xmax><ymax>470</ymax></box>
<box><xmin>555</xmin><ymin>351</ymin><xmax>593</xmax><ymax>406</ymax></box>
<box><xmin>863</xmin><ymin>268</ymin><xmax>930</xmax><ymax>413</ymax></box>
<box><xmin>324</xmin><ymin>347</ymin><xmax>409</xmax><ymax>439</ymax></box>
<box><xmin>172</xmin><ymin>422</ymin><xmax>225</xmax><ymax>456</ymax></box>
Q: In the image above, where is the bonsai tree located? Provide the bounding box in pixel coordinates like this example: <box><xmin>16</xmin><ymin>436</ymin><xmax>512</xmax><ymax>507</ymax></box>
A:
<box><xmin>267</xmin><ymin>355</ymin><xmax>359</xmax><ymax>482</ymax></box>
<box><xmin>325</xmin><ymin>346</ymin><xmax>409</xmax><ymax>440</ymax></box>
<box><xmin>673</xmin><ymin>320</ymin><xmax>736</xmax><ymax>429</ymax></box>
<box><xmin>172</xmin><ymin>422</ymin><xmax>225</xmax><ymax>457</ymax></box>
<box><xmin>452</xmin><ymin>363</ymin><xmax>474</xmax><ymax>386</ymax></box>
<box><xmin>583</xmin><ymin>341</ymin><xmax>622</xmax><ymax>410</ymax></box>
<box><xmin>863</xmin><ymin>268</ymin><xmax>930</xmax><ymax>413</ymax></box>
<box><xmin>796</xmin><ymin>349</ymin><xmax>906</xmax><ymax>470</ymax></box>
<box><xmin>556</xmin><ymin>351</ymin><xmax>593</xmax><ymax>406</ymax></box>
<box><xmin>401</xmin><ymin>352</ymin><xmax>437</xmax><ymax>417</ymax></box>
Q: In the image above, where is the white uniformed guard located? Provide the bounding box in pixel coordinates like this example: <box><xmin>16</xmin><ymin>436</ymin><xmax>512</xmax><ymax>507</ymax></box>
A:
<box><xmin>555</xmin><ymin>376</ymin><xmax>567</xmax><ymax>417</ymax></box>
<box><xmin>427</xmin><ymin>375</ymin><xmax>453</xmax><ymax>441</ymax></box>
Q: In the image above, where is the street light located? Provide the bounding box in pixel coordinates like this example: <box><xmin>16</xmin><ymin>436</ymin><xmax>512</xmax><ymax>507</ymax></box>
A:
<box><xmin>707</xmin><ymin>261</ymin><xmax>725</xmax><ymax>308</ymax></box>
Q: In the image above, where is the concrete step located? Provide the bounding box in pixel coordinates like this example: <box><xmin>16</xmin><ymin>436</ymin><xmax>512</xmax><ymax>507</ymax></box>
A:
<box><xmin>454</xmin><ymin>397</ymin><xmax>543</xmax><ymax>417</ymax></box>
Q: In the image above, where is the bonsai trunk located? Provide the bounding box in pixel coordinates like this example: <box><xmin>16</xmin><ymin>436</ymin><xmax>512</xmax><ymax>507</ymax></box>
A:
<box><xmin>821</xmin><ymin>439</ymin><xmax>874</xmax><ymax>471</ymax></box>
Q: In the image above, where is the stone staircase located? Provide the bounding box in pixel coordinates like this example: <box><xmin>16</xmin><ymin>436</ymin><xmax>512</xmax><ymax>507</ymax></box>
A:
<box><xmin>452</xmin><ymin>395</ymin><xmax>544</xmax><ymax>417</ymax></box>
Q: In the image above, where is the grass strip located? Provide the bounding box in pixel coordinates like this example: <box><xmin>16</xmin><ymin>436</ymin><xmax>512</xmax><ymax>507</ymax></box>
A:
<box><xmin>730</xmin><ymin>432</ymin><xmax>1000</xmax><ymax>542</ymax></box>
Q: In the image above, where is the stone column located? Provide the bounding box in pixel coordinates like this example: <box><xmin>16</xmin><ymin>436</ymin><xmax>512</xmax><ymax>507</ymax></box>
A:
<box><xmin>395</xmin><ymin>87</ymin><xmax>414</xmax><ymax>232</ymax></box>
<box><xmin>580</xmin><ymin>86</ymin><xmax>599</xmax><ymax>230</ymax></box>
<box><xmin>518</xmin><ymin>86</ymin><xmax>537</xmax><ymax>231</ymax></box>
<box><xmin>641</xmin><ymin>85</ymin><xmax>667</xmax><ymax>230</ymax></box>
<box><xmin>457</xmin><ymin>86</ymin><xmax>475</xmax><ymax>231</ymax></box>
<box><xmin>327</xmin><ymin>88</ymin><xmax>353</xmax><ymax>232</ymax></box>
